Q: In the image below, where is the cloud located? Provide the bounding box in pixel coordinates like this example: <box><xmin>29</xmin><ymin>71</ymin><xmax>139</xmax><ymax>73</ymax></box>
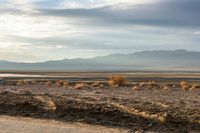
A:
<box><xmin>0</xmin><ymin>0</ymin><xmax>200</xmax><ymax>62</ymax></box>
<box><xmin>36</xmin><ymin>0</ymin><xmax>200</xmax><ymax>28</ymax></box>
<box><xmin>194</xmin><ymin>31</ymin><xmax>200</xmax><ymax>35</ymax></box>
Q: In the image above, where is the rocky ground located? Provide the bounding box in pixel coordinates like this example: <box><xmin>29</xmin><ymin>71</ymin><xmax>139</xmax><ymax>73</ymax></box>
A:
<box><xmin>0</xmin><ymin>83</ymin><xmax>199</xmax><ymax>133</ymax></box>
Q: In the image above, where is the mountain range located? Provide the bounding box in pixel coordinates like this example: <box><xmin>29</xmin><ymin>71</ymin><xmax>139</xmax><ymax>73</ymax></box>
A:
<box><xmin>1</xmin><ymin>49</ymin><xmax>200</xmax><ymax>71</ymax></box>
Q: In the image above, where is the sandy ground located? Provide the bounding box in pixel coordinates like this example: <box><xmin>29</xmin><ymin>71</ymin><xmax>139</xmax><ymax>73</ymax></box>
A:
<box><xmin>0</xmin><ymin>72</ymin><xmax>200</xmax><ymax>133</ymax></box>
<box><xmin>0</xmin><ymin>116</ymin><xmax>126</xmax><ymax>133</ymax></box>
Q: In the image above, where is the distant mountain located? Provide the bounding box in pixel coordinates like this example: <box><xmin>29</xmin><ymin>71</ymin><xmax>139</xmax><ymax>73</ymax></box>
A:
<box><xmin>1</xmin><ymin>49</ymin><xmax>200</xmax><ymax>71</ymax></box>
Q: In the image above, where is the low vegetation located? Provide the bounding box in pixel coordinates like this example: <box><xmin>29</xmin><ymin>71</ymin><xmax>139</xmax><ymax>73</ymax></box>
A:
<box><xmin>132</xmin><ymin>85</ymin><xmax>140</xmax><ymax>90</ymax></box>
<box><xmin>56</xmin><ymin>80</ymin><xmax>69</xmax><ymax>88</ymax></box>
<box><xmin>46</xmin><ymin>81</ymin><xmax>52</xmax><ymax>87</ymax></box>
<box><xmin>74</xmin><ymin>82</ymin><xmax>89</xmax><ymax>89</ymax></box>
<box><xmin>180</xmin><ymin>81</ymin><xmax>190</xmax><ymax>90</ymax></box>
<box><xmin>91</xmin><ymin>82</ymin><xmax>104</xmax><ymax>89</ymax></box>
<box><xmin>108</xmin><ymin>75</ymin><xmax>127</xmax><ymax>87</ymax></box>
<box><xmin>191</xmin><ymin>84</ymin><xmax>200</xmax><ymax>89</ymax></box>
<box><xmin>17</xmin><ymin>80</ymin><xmax>28</xmax><ymax>85</ymax></box>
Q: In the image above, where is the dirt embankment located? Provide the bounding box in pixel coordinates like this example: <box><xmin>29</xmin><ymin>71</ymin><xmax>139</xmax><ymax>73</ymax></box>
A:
<box><xmin>0</xmin><ymin>89</ymin><xmax>199</xmax><ymax>133</ymax></box>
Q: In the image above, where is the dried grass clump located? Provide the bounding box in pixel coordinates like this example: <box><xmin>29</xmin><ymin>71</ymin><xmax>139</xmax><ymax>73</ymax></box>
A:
<box><xmin>63</xmin><ymin>81</ymin><xmax>69</xmax><ymax>88</ymax></box>
<box><xmin>91</xmin><ymin>82</ymin><xmax>104</xmax><ymax>89</ymax></box>
<box><xmin>56</xmin><ymin>80</ymin><xmax>69</xmax><ymax>88</ymax></box>
<box><xmin>56</xmin><ymin>80</ymin><xmax>63</xmax><ymax>87</ymax></box>
<box><xmin>46</xmin><ymin>81</ymin><xmax>52</xmax><ymax>87</ymax></box>
<box><xmin>162</xmin><ymin>85</ymin><xmax>170</xmax><ymax>91</ymax></box>
<box><xmin>139</xmin><ymin>82</ymin><xmax>146</xmax><ymax>87</ymax></box>
<box><xmin>74</xmin><ymin>83</ymin><xmax>89</xmax><ymax>89</ymax></box>
<box><xmin>108</xmin><ymin>75</ymin><xmax>127</xmax><ymax>87</ymax></box>
<box><xmin>132</xmin><ymin>85</ymin><xmax>140</xmax><ymax>91</ymax></box>
<box><xmin>139</xmin><ymin>81</ymin><xmax>157</xmax><ymax>87</ymax></box>
<box><xmin>31</xmin><ymin>81</ymin><xmax>37</xmax><ymax>84</ymax></box>
<box><xmin>147</xmin><ymin>80</ymin><xmax>156</xmax><ymax>86</ymax></box>
<box><xmin>17</xmin><ymin>80</ymin><xmax>28</xmax><ymax>85</ymax></box>
<box><xmin>138</xmin><ymin>81</ymin><xmax>158</xmax><ymax>90</ymax></box>
<box><xmin>180</xmin><ymin>81</ymin><xmax>190</xmax><ymax>90</ymax></box>
<box><xmin>191</xmin><ymin>84</ymin><xmax>200</xmax><ymax>89</ymax></box>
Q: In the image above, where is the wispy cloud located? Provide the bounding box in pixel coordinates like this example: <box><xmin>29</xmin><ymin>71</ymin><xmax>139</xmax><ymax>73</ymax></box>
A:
<box><xmin>0</xmin><ymin>0</ymin><xmax>200</xmax><ymax>62</ymax></box>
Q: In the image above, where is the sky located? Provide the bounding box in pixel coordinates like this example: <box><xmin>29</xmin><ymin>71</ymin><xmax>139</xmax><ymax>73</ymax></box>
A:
<box><xmin>0</xmin><ymin>0</ymin><xmax>200</xmax><ymax>62</ymax></box>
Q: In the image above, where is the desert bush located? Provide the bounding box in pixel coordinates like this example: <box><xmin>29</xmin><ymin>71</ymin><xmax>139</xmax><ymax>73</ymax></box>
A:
<box><xmin>56</xmin><ymin>80</ymin><xmax>69</xmax><ymax>88</ymax></box>
<box><xmin>139</xmin><ymin>81</ymin><xmax>157</xmax><ymax>87</ymax></box>
<box><xmin>139</xmin><ymin>82</ymin><xmax>146</xmax><ymax>87</ymax></box>
<box><xmin>132</xmin><ymin>85</ymin><xmax>140</xmax><ymax>90</ymax></box>
<box><xmin>191</xmin><ymin>84</ymin><xmax>200</xmax><ymax>89</ymax></box>
<box><xmin>31</xmin><ymin>81</ymin><xmax>37</xmax><ymax>84</ymax></box>
<box><xmin>108</xmin><ymin>75</ymin><xmax>127</xmax><ymax>87</ymax></box>
<box><xmin>147</xmin><ymin>80</ymin><xmax>156</xmax><ymax>86</ymax></box>
<box><xmin>91</xmin><ymin>82</ymin><xmax>104</xmax><ymax>88</ymax></box>
<box><xmin>56</xmin><ymin>80</ymin><xmax>63</xmax><ymax>87</ymax></box>
<box><xmin>74</xmin><ymin>83</ymin><xmax>89</xmax><ymax>89</ymax></box>
<box><xmin>180</xmin><ymin>81</ymin><xmax>190</xmax><ymax>90</ymax></box>
<box><xmin>17</xmin><ymin>80</ymin><xmax>28</xmax><ymax>85</ymax></box>
<box><xmin>46</xmin><ymin>81</ymin><xmax>52</xmax><ymax>87</ymax></box>
<box><xmin>162</xmin><ymin>85</ymin><xmax>170</xmax><ymax>91</ymax></box>
<box><xmin>63</xmin><ymin>81</ymin><xmax>69</xmax><ymax>88</ymax></box>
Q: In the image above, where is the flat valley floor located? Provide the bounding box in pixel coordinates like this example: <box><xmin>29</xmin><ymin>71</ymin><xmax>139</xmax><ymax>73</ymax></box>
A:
<box><xmin>0</xmin><ymin>71</ymin><xmax>200</xmax><ymax>133</ymax></box>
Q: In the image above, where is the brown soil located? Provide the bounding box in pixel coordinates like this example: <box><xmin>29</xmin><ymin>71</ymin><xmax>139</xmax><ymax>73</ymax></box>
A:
<box><xmin>0</xmin><ymin>84</ymin><xmax>199</xmax><ymax>133</ymax></box>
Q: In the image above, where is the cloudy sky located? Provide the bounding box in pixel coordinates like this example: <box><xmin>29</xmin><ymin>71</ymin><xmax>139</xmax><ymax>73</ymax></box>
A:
<box><xmin>0</xmin><ymin>0</ymin><xmax>200</xmax><ymax>62</ymax></box>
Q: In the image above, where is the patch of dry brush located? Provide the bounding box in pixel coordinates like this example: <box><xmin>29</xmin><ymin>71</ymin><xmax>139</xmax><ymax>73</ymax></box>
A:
<box><xmin>74</xmin><ymin>82</ymin><xmax>89</xmax><ymax>89</ymax></box>
<box><xmin>91</xmin><ymin>82</ymin><xmax>104</xmax><ymax>89</ymax></box>
<box><xmin>46</xmin><ymin>81</ymin><xmax>52</xmax><ymax>87</ymax></box>
<box><xmin>56</xmin><ymin>80</ymin><xmax>69</xmax><ymax>88</ymax></box>
<box><xmin>17</xmin><ymin>80</ymin><xmax>29</xmax><ymax>86</ymax></box>
<box><xmin>108</xmin><ymin>75</ymin><xmax>127</xmax><ymax>87</ymax></box>
<box><xmin>180</xmin><ymin>81</ymin><xmax>190</xmax><ymax>90</ymax></box>
<box><xmin>191</xmin><ymin>84</ymin><xmax>200</xmax><ymax>90</ymax></box>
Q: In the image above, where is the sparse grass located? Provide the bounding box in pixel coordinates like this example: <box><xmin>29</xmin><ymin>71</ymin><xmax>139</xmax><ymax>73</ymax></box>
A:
<box><xmin>132</xmin><ymin>85</ymin><xmax>140</xmax><ymax>90</ymax></box>
<box><xmin>17</xmin><ymin>80</ymin><xmax>28</xmax><ymax>85</ymax></box>
<box><xmin>191</xmin><ymin>84</ymin><xmax>200</xmax><ymax>89</ymax></box>
<box><xmin>162</xmin><ymin>85</ymin><xmax>170</xmax><ymax>91</ymax></box>
<box><xmin>108</xmin><ymin>75</ymin><xmax>127</xmax><ymax>87</ymax></box>
<box><xmin>56</xmin><ymin>80</ymin><xmax>69</xmax><ymax>88</ymax></box>
<box><xmin>91</xmin><ymin>82</ymin><xmax>104</xmax><ymax>88</ymax></box>
<box><xmin>139</xmin><ymin>82</ymin><xmax>146</xmax><ymax>87</ymax></box>
<box><xmin>180</xmin><ymin>81</ymin><xmax>190</xmax><ymax>90</ymax></box>
<box><xmin>31</xmin><ymin>81</ymin><xmax>37</xmax><ymax>84</ymax></box>
<box><xmin>138</xmin><ymin>81</ymin><xmax>158</xmax><ymax>90</ymax></box>
<box><xmin>46</xmin><ymin>81</ymin><xmax>52</xmax><ymax>87</ymax></box>
<box><xmin>139</xmin><ymin>81</ymin><xmax>157</xmax><ymax>87</ymax></box>
<box><xmin>74</xmin><ymin>82</ymin><xmax>89</xmax><ymax>89</ymax></box>
<box><xmin>147</xmin><ymin>80</ymin><xmax>156</xmax><ymax>86</ymax></box>
<box><xmin>63</xmin><ymin>81</ymin><xmax>69</xmax><ymax>88</ymax></box>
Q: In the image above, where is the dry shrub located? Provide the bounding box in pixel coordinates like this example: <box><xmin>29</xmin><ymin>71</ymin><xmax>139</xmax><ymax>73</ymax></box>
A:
<box><xmin>108</xmin><ymin>75</ymin><xmax>127</xmax><ymax>87</ymax></box>
<box><xmin>74</xmin><ymin>83</ymin><xmax>89</xmax><ymax>89</ymax></box>
<box><xmin>180</xmin><ymin>81</ymin><xmax>190</xmax><ymax>90</ymax></box>
<box><xmin>132</xmin><ymin>85</ymin><xmax>140</xmax><ymax>91</ymax></box>
<box><xmin>31</xmin><ymin>81</ymin><xmax>37</xmax><ymax>84</ymax></box>
<box><xmin>147</xmin><ymin>80</ymin><xmax>156</xmax><ymax>86</ymax></box>
<box><xmin>162</xmin><ymin>85</ymin><xmax>170</xmax><ymax>91</ymax></box>
<box><xmin>56</xmin><ymin>80</ymin><xmax>69</xmax><ymax>88</ymax></box>
<box><xmin>139</xmin><ymin>81</ymin><xmax>157</xmax><ymax>87</ymax></box>
<box><xmin>46</xmin><ymin>81</ymin><xmax>52</xmax><ymax>87</ymax></box>
<box><xmin>91</xmin><ymin>82</ymin><xmax>104</xmax><ymax>88</ymax></box>
<box><xmin>17</xmin><ymin>80</ymin><xmax>28</xmax><ymax>85</ymax></box>
<box><xmin>63</xmin><ymin>81</ymin><xmax>69</xmax><ymax>88</ymax></box>
<box><xmin>138</xmin><ymin>81</ymin><xmax>158</xmax><ymax>90</ymax></box>
<box><xmin>56</xmin><ymin>80</ymin><xmax>62</xmax><ymax>87</ymax></box>
<box><xmin>139</xmin><ymin>82</ymin><xmax>146</xmax><ymax>87</ymax></box>
<box><xmin>191</xmin><ymin>84</ymin><xmax>200</xmax><ymax>89</ymax></box>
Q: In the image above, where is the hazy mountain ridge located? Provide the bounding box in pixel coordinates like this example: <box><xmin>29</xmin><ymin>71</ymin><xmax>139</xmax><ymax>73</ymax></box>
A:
<box><xmin>1</xmin><ymin>49</ymin><xmax>200</xmax><ymax>71</ymax></box>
